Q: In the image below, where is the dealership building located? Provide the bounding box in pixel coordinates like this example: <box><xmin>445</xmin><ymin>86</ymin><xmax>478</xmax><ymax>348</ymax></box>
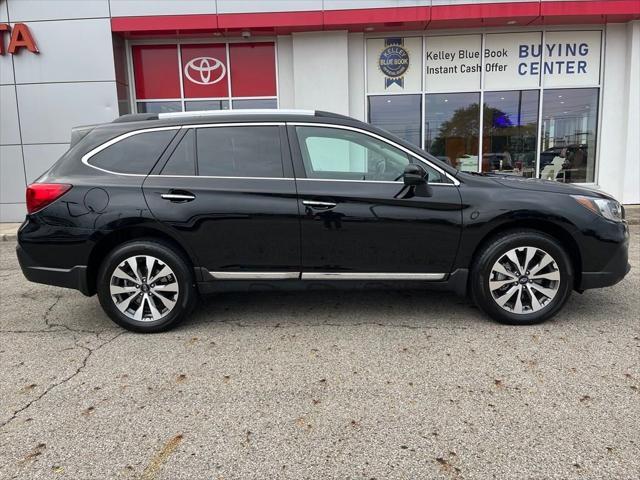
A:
<box><xmin>1</xmin><ymin>0</ymin><xmax>639</xmax><ymax>222</ymax></box>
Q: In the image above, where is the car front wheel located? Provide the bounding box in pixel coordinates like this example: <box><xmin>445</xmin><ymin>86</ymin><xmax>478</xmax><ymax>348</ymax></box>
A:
<box><xmin>471</xmin><ymin>230</ymin><xmax>573</xmax><ymax>325</ymax></box>
<box><xmin>97</xmin><ymin>239</ymin><xmax>196</xmax><ymax>333</ymax></box>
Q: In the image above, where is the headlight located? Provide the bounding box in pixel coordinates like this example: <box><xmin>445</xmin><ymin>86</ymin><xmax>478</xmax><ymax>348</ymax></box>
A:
<box><xmin>571</xmin><ymin>195</ymin><xmax>623</xmax><ymax>222</ymax></box>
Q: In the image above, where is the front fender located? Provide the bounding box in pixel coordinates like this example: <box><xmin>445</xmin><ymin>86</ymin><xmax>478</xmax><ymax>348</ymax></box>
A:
<box><xmin>454</xmin><ymin>185</ymin><xmax>585</xmax><ymax>272</ymax></box>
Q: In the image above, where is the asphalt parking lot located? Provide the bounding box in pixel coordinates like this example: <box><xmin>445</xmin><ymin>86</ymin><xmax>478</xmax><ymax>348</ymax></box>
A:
<box><xmin>1</xmin><ymin>229</ymin><xmax>638</xmax><ymax>480</ymax></box>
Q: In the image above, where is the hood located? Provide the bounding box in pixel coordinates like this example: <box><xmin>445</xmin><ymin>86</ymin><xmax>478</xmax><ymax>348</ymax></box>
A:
<box><xmin>462</xmin><ymin>172</ymin><xmax>615</xmax><ymax>200</ymax></box>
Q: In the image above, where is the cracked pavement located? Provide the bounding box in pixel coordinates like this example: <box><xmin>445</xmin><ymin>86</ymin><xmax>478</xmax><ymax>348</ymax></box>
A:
<box><xmin>1</xmin><ymin>229</ymin><xmax>639</xmax><ymax>480</ymax></box>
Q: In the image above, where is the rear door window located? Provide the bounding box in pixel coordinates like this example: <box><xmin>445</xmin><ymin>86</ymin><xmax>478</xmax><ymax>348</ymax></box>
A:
<box><xmin>88</xmin><ymin>129</ymin><xmax>177</xmax><ymax>175</ymax></box>
<box><xmin>196</xmin><ymin>126</ymin><xmax>284</xmax><ymax>178</ymax></box>
<box><xmin>161</xmin><ymin>129</ymin><xmax>196</xmax><ymax>176</ymax></box>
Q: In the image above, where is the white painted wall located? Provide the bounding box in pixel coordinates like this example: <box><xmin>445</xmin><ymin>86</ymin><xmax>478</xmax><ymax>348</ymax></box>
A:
<box><xmin>284</xmin><ymin>31</ymin><xmax>363</xmax><ymax>118</ymax></box>
<box><xmin>292</xmin><ymin>31</ymin><xmax>350</xmax><ymax>115</ymax></box>
<box><xmin>218</xmin><ymin>0</ymin><xmax>321</xmax><ymax>13</ymax></box>
<box><xmin>276</xmin><ymin>35</ymin><xmax>295</xmax><ymax>109</ymax></box>
<box><xmin>599</xmin><ymin>21</ymin><xmax>640</xmax><ymax>205</ymax></box>
<box><xmin>0</xmin><ymin>4</ymin><xmax>118</xmax><ymax>221</ymax></box>
<box><xmin>598</xmin><ymin>24</ymin><xmax>628</xmax><ymax>202</ymax></box>
<box><xmin>108</xmin><ymin>0</ymin><xmax>215</xmax><ymax>17</ymax></box>
<box><xmin>622</xmin><ymin>21</ymin><xmax>639</xmax><ymax>205</ymax></box>
<box><xmin>348</xmin><ymin>33</ymin><xmax>365</xmax><ymax>121</ymax></box>
<box><xmin>7</xmin><ymin>0</ymin><xmax>109</xmax><ymax>21</ymax></box>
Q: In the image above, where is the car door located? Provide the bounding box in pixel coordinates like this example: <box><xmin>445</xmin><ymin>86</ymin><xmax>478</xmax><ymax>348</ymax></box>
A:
<box><xmin>288</xmin><ymin>123</ymin><xmax>463</xmax><ymax>278</ymax></box>
<box><xmin>143</xmin><ymin>123</ymin><xmax>301</xmax><ymax>278</ymax></box>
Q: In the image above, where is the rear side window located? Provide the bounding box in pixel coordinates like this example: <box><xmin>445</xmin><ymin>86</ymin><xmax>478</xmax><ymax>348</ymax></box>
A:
<box><xmin>88</xmin><ymin>130</ymin><xmax>176</xmax><ymax>175</ymax></box>
<box><xmin>196</xmin><ymin>126</ymin><xmax>284</xmax><ymax>178</ymax></box>
<box><xmin>161</xmin><ymin>129</ymin><xmax>196</xmax><ymax>176</ymax></box>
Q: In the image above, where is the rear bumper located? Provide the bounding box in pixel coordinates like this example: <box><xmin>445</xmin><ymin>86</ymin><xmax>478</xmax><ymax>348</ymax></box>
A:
<box><xmin>17</xmin><ymin>245</ymin><xmax>91</xmax><ymax>296</ymax></box>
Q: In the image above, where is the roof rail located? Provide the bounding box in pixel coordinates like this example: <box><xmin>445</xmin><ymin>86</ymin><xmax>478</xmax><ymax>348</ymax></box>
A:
<box><xmin>315</xmin><ymin>110</ymin><xmax>354</xmax><ymax>121</ymax></box>
<box><xmin>157</xmin><ymin>109</ymin><xmax>316</xmax><ymax>120</ymax></box>
<box><xmin>112</xmin><ymin>113</ymin><xmax>159</xmax><ymax>123</ymax></box>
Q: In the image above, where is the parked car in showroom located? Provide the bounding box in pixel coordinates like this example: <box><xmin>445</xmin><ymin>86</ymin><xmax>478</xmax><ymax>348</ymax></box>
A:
<box><xmin>17</xmin><ymin>110</ymin><xmax>630</xmax><ymax>332</ymax></box>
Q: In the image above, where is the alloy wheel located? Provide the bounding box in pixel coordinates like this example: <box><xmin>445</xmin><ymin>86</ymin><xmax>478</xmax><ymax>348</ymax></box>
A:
<box><xmin>488</xmin><ymin>246</ymin><xmax>561</xmax><ymax>315</ymax></box>
<box><xmin>109</xmin><ymin>255</ymin><xmax>179</xmax><ymax>322</ymax></box>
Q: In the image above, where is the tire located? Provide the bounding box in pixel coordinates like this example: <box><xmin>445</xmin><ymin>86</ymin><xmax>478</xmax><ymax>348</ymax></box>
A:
<box><xmin>470</xmin><ymin>230</ymin><xmax>573</xmax><ymax>325</ymax></box>
<box><xmin>97</xmin><ymin>239</ymin><xmax>197</xmax><ymax>333</ymax></box>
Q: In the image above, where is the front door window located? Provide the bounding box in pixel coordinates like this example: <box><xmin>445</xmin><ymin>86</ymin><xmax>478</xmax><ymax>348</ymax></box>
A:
<box><xmin>295</xmin><ymin>126</ymin><xmax>445</xmax><ymax>183</ymax></box>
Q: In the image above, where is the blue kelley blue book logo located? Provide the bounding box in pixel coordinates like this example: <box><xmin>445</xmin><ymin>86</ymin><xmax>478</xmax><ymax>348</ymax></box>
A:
<box><xmin>379</xmin><ymin>38</ymin><xmax>409</xmax><ymax>88</ymax></box>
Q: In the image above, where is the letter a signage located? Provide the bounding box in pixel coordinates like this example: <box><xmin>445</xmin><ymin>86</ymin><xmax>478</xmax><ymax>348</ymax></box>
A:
<box><xmin>0</xmin><ymin>23</ymin><xmax>39</xmax><ymax>55</ymax></box>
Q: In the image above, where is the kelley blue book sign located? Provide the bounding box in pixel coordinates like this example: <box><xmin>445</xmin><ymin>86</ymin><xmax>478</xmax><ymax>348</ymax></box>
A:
<box><xmin>424</xmin><ymin>35</ymin><xmax>482</xmax><ymax>91</ymax></box>
<box><xmin>366</xmin><ymin>31</ymin><xmax>601</xmax><ymax>94</ymax></box>
<box><xmin>367</xmin><ymin>37</ymin><xmax>422</xmax><ymax>93</ymax></box>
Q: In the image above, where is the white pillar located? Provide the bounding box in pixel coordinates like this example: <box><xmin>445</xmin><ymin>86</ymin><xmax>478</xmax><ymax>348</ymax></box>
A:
<box><xmin>622</xmin><ymin>21</ymin><xmax>640</xmax><ymax>204</ymax></box>
<box><xmin>292</xmin><ymin>31</ymin><xmax>350</xmax><ymax>114</ymax></box>
<box><xmin>599</xmin><ymin>21</ymin><xmax>640</xmax><ymax>204</ymax></box>
<box><xmin>348</xmin><ymin>33</ymin><xmax>365</xmax><ymax>121</ymax></box>
<box><xmin>276</xmin><ymin>35</ymin><xmax>294</xmax><ymax>109</ymax></box>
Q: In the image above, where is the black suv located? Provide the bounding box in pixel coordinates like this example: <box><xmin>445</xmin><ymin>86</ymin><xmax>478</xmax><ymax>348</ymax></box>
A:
<box><xmin>17</xmin><ymin>110</ymin><xmax>630</xmax><ymax>332</ymax></box>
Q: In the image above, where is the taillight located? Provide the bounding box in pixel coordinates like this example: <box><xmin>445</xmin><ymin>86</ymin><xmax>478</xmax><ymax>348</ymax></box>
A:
<box><xmin>26</xmin><ymin>183</ymin><xmax>72</xmax><ymax>214</ymax></box>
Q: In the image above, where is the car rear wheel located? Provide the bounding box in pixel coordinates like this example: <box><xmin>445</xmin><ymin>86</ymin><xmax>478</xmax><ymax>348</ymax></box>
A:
<box><xmin>471</xmin><ymin>230</ymin><xmax>573</xmax><ymax>325</ymax></box>
<box><xmin>97</xmin><ymin>239</ymin><xmax>196</xmax><ymax>333</ymax></box>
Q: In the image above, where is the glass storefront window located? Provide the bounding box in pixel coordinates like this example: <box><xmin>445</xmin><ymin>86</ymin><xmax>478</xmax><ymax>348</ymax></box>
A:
<box><xmin>229</xmin><ymin>43</ymin><xmax>277</xmax><ymax>97</ymax></box>
<box><xmin>424</xmin><ymin>93</ymin><xmax>480</xmax><ymax>171</ymax></box>
<box><xmin>185</xmin><ymin>100</ymin><xmax>229</xmax><ymax>111</ymax></box>
<box><xmin>136</xmin><ymin>102</ymin><xmax>181</xmax><ymax>114</ymax></box>
<box><xmin>131</xmin><ymin>42</ymin><xmax>278</xmax><ymax>114</ymax></box>
<box><xmin>131</xmin><ymin>45</ymin><xmax>180</xmax><ymax>100</ymax></box>
<box><xmin>539</xmin><ymin>88</ymin><xmax>598</xmax><ymax>183</ymax></box>
<box><xmin>368</xmin><ymin>95</ymin><xmax>422</xmax><ymax>146</ymax></box>
<box><xmin>232</xmin><ymin>98</ymin><xmax>278</xmax><ymax>109</ymax></box>
<box><xmin>181</xmin><ymin>44</ymin><xmax>229</xmax><ymax>98</ymax></box>
<box><xmin>366</xmin><ymin>31</ymin><xmax>603</xmax><ymax>184</ymax></box>
<box><xmin>482</xmin><ymin>90</ymin><xmax>539</xmax><ymax>177</ymax></box>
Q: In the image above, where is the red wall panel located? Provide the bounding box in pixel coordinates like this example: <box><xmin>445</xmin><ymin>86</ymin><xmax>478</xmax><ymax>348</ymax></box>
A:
<box><xmin>132</xmin><ymin>45</ymin><xmax>180</xmax><ymax>99</ymax></box>
<box><xmin>181</xmin><ymin>44</ymin><xmax>229</xmax><ymax>98</ymax></box>
<box><xmin>229</xmin><ymin>43</ymin><xmax>277</xmax><ymax>97</ymax></box>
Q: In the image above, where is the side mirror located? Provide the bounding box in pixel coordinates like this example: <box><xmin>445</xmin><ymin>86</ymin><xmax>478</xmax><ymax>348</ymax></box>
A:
<box><xmin>403</xmin><ymin>163</ymin><xmax>428</xmax><ymax>186</ymax></box>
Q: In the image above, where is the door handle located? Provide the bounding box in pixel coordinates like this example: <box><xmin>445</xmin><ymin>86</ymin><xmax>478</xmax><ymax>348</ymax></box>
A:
<box><xmin>161</xmin><ymin>191</ymin><xmax>196</xmax><ymax>202</ymax></box>
<box><xmin>302</xmin><ymin>200</ymin><xmax>337</xmax><ymax>209</ymax></box>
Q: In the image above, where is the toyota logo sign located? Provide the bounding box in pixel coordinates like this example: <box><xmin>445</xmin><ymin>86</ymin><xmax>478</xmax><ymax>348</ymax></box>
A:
<box><xmin>184</xmin><ymin>57</ymin><xmax>226</xmax><ymax>85</ymax></box>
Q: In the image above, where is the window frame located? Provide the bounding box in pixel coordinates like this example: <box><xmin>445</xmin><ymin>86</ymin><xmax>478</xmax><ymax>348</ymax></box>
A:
<box><xmin>159</xmin><ymin>128</ymin><xmax>197</xmax><ymax>176</ymax></box>
<box><xmin>83</xmin><ymin>122</ymin><xmax>456</xmax><ymax>184</ymax></box>
<box><xmin>364</xmin><ymin>27</ymin><xmax>605</xmax><ymax>185</ymax></box>
<box><xmin>538</xmin><ymin>87</ymin><xmax>600</xmax><ymax>183</ymax></box>
<box><xmin>194</xmin><ymin>124</ymin><xmax>287</xmax><ymax>179</ymax></box>
<box><xmin>126</xmin><ymin>38</ymin><xmax>279</xmax><ymax>115</ymax></box>
<box><xmin>289</xmin><ymin>122</ymin><xmax>458</xmax><ymax>186</ymax></box>
<box><xmin>297</xmin><ymin>126</ymin><xmax>420</xmax><ymax>182</ymax></box>
<box><xmin>367</xmin><ymin>94</ymin><xmax>423</xmax><ymax>147</ymax></box>
<box><xmin>82</xmin><ymin>126</ymin><xmax>181</xmax><ymax>176</ymax></box>
<box><xmin>480</xmin><ymin>89</ymin><xmax>541</xmax><ymax>177</ymax></box>
<box><xmin>423</xmin><ymin>91</ymin><xmax>481</xmax><ymax>172</ymax></box>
